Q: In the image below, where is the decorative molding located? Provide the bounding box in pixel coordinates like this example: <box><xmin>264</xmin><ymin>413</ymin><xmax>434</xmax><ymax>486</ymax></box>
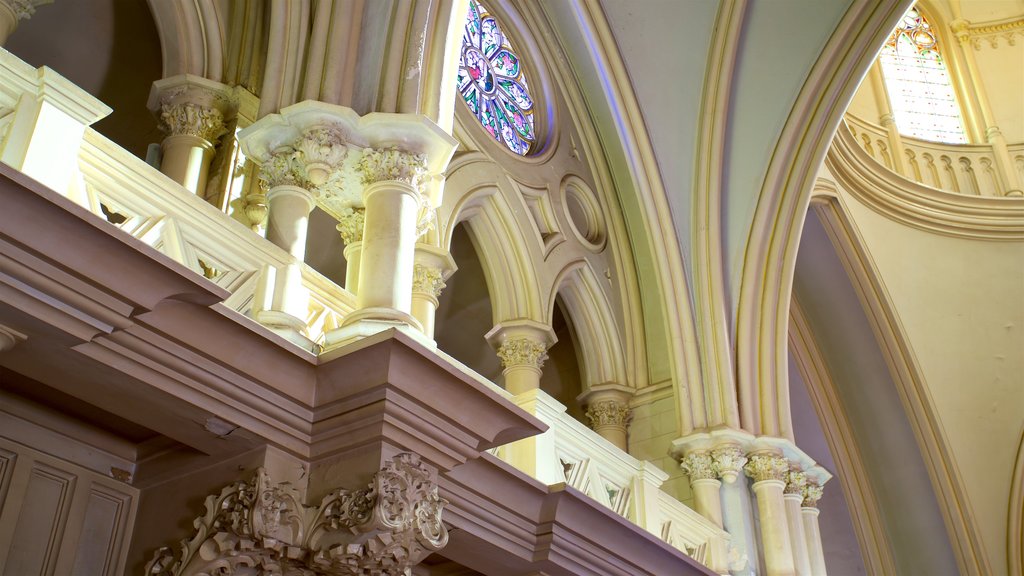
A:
<box><xmin>802</xmin><ymin>481</ymin><xmax>824</xmax><ymax>509</ymax></box>
<box><xmin>496</xmin><ymin>337</ymin><xmax>548</xmax><ymax>370</ymax></box>
<box><xmin>951</xmin><ymin>16</ymin><xmax>1024</xmax><ymax>50</ymax></box>
<box><xmin>359</xmin><ymin>147</ymin><xmax>428</xmax><ymax>189</ymax></box>
<box><xmin>412</xmin><ymin>263</ymin><xmax>445</xmax><ymax>298</ymax></box>
<box><xmin>145</xmin><ymin>453</ymin><xmax>448</xmax><ymax>576</ymax></box>
<box><xmin>0</xmin><ymin>323</ymin><xmax>27</xmax><ymax>352</ymax></box>
<box><xmin>711</xmin><ymin>444</ymin><xmax>747</xmax><ymax>484</ymax></box>
<box><xmin>158</xmin><ymin>102</ymin><xmax>227</xmax><ymax>143</ymax></box>
<box><xmin>296</xmin><ymin>126</ymin><xmax>349</xmax><ymax>186</ymax></box>
<box><xmin>335</xmin><ymin>207</ymin><xmax>365</xmax><ymax>246</ymax></box>
<box><xmin>679</xmin><ymin>451</ymin><xmax>716</xmax><ymax>481</ymax></box>
<box><xmin>785</xmin><ymin>468</ymin><xmax>807</xmax><ymax>496</ymax></box>
<box><xmin>743</xmin><ymin>453</ymin><xmax>789</xmax><ymax>483</ymax></box>
<box><xmin>259</xmin><ymin>147</ymin><xmax>306</xmax><ymax>190</ymax></box>
<box><xmin>584</xmin><ymin>399</ymin><xmax>631</xmax><ymax>429</ymax></box>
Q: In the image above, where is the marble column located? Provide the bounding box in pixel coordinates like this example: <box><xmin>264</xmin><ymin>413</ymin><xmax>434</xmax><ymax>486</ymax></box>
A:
<box><xmin>580</xmin><ymin>386</ymin><xmax>632</xmax><ymax>451</ymax></box>
<box><xmin>411</xmin><ymin>244</ymin><xmax>455</xmax><ymax>340</ymax></box>
<box><xmin>148</xmin><ymin>75</ymin><xmax>235</xmax><ymax>196</ymax></box>
<box><xmin>802</xmin><ymin>481</ymin><xmax>827</xmax><ymax>575</ymax></box>
<box><xmin>745</xmin><ymin>452</ymin><xmax>797</xmax><ymax>576</ymax></box>
<box><xmin>680</xmin><ymin>451</ymin><xmax>723</xmax><ymax>528</ymax></box>
<box><xmin>784</xmin><ymin>468</ymin><xmax>813</xmax><ymax>575</ymax></box>
<box><xmin>336</xmin><ymin>206</ymin><xmax>365</xmax><ymax>293</ymax></box>
<box><xmin>0</xmin><ymin>0</ymin><xmax>50</xmax><ymax>45</ymax></box>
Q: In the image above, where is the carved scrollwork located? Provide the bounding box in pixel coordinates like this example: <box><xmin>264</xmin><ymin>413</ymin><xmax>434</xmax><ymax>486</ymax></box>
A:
<box><xmin>679</xmin><ymin>451</ymin><xmax>716</xmax><ymax>481</ymax></box>
<box><xmin>496</xmin><ymin>337</ymin><xmax>548</xmax><ymax>370</ymax></box>
<box><xmin>259</xmin><ymin>148</ymin><xmax>306</xmax><ymax>190</ymax></box>
<box><xmin>802</xmin><ymin>481</ymin><xmax>824</xmax><ymax>509</ymax></box>
<box><xmin>159</xmin><ymin>102</ymin><xmax>227</xmax><ymax>143</ymax></box>
<box><xmin>412</xmin><ymin>264</ymin><xmax>445</xmax><ymax>298</ymax></box>
<box><xmin>743</xmin><ymin>453</ymin><xmax>790</xmax><ymax>484</ymax></box>
<box><xmin>145</xmin><ymin>453</ymin><xmax>448</xmax><ymax>576</ymax></box>
<box><xmin>358</xmin><ymin>148</ymin><xmax>428</xmax><ymax>189</ymax></box>
<box><xmin>335</xmin><ymin>207</ymin><xmax>365</xmax><ymax>246</ymax></box>
<box><xmin>584</xmin><ymin>400</ymin><xmax>631</xmax><ymax>429</ymax></box>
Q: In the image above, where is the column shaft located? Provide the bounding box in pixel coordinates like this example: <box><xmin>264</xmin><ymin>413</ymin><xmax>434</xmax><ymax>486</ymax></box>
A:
<box><xmin>691</xmin><ymin>478</ymin><xmax>724</xmax><ymax>528</ymax></box>
<box><xmin>785</xmin><ymin>493</ymin><xmax>813</xmax><ymax>575</ymax></box>
<box><xmin>262</xmin><ymin>185</ymin><xmax>315</xmax><ymax>329</ymax></box>
<box><xmin>159</xmin><ymin>134</ymin><xmax>216</xmax><ymax>194</ymax></box>
<box><xmin>803</xmin><ymin>507</ymin><xmax>827</xmax><ymax>575</ymax></box>
<box><xmin>356</xmin><ymin>181</ymin><xmax>419</xmax><ymax>314</ymax></box>
<box><xmin>752</xmin><ymin>479</ymin><xmax>796</xmax><ymax>576</ymax></box>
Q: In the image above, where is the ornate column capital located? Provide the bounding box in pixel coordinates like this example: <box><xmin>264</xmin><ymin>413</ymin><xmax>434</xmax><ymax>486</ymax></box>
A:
<box><xmin>1</xmin><ymin>0</ymin><xmax>51</xmax><ymax>21</ymax></box>
<box><xmin>743</xmin><ymin>453</ymin><xmax>790</xmax><ymax>483</ymax></box>
<box><xmin>148</xmin><ymin>75</ymin><xmax>236</xmax><ymax>145</ymax></box>
<box><xmin>295</xmin><ymin>125</ymin><xmax>349</xmax><ymax>186</ymax></box>
<box><xmin>358</xmin><ymin>147</ymin><xmax>428</xmax><ymax>189</ymax></box>
<box><xmin>258</xmin><ymin>147</ymin><xmax>306</xmax><ymax>190</ymax></box>
<box><xmin>711</xmin><ymin>444</ymin><xmax>747</xmax><ymax>484</ymax></box>
<box><xmin>802</xmin><ymin>481</ymin><xmax>824</xmax><ymax>508</ymax></box>
<box><xmin>496</xmin><ymin>337</ymin><xmax>548</xmax><ymax>370</ymax></box>
<box><xmin>336</xmin><ymin>206</ymin><xmax>365</xmax><ymax>245</ymax></box>
<box><xmin>785</xmin><ymin>467</ymin><xmax>807</xmax><ymax>496</ymax></box>
<box><xmin>584</xmin><ymin>399</ymin><xmax>631</xmax><ymax>430</ymax></box>
<box><xmin>680</xmin><ymin>451</ymin><xmax>717</xmax><ymax>481</ymax></box>
<box><xmin>144</xmin><ymin>453</ymin><xmax>448</xmax><ymax>576</ymax></box>
<box><xmin>412</xmin><ymin>263</ymin><xmax>446</xmax><ymax>299</ymax></box>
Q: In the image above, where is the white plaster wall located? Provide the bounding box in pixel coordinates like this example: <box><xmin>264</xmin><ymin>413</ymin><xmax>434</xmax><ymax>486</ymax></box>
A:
<box><xmin>841</xmin><ymin>192</ymin><xmax>1024</xmax><ymax>576</ymax></box>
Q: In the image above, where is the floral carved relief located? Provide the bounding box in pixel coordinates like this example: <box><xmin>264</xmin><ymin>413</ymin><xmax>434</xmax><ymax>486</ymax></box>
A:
<box><xmin>584</xmin><ymin>400</ymin><xmax>631</xmax><ymax>429</ymax></box>
<box><xmin>412</xmin><ymin>264</ymin><xmax>446</xmax><ymax>298</ymax></box>
<box><xmin>496</xmin><ymin>337</ymin><xmax>548</xmax><ymax>370</ymax></box>
<box><xmin>743</xmin><ymin>454</ymin><xmax>790</xmax><ymax>483</ymax></box>
<box><xmin>145</xmin><ymin>453</ymin><xmax>448</xmax><ymax>576</ymax></box>
<box><xmin>159</xmin><ymin>102</ymin><xmax>227</xmax><ymax>143</ymax></box>
<box><xmin>679</xmin><ymin>451</ymin><xmax>716</xmax><ymax>481</ymax></box>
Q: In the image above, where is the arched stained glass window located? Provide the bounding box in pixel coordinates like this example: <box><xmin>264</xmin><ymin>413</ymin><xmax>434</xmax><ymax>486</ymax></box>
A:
<box><xmin>878</xmin><ymin>7</ymin><xmax>967</xmax><ymax>143</ymax></box>
<box><xmin>457</xmin><ymin>0</ymin><xmax>535</xmax><ymax>155</ymax></box>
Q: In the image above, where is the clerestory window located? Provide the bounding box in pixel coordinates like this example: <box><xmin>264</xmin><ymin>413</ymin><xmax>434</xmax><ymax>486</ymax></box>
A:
<box><xmin>878</xmin><ymin>6</ymin><xmax>968</xmax><ymax>144</ymax></box>
<box><xmin>456</xmin><ymin>0</ymin><xmax>536</xmax><ymax>155</ymax></box>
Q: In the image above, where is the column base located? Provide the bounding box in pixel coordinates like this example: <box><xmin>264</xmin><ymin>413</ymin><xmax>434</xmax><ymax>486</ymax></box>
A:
<box><xmin>254</xmin><ymin>310</ymin><xmax>317</xmax><ymax>351</ymax></box>
<box><xmin>341</xmin><ymin>307</ymin><xmax>423</xmax><ymax>331</ymax></box>
<box><xmin>323</xmin><ymin>313</ymin><xmax>429</xmax><ymax>351</ymax></box>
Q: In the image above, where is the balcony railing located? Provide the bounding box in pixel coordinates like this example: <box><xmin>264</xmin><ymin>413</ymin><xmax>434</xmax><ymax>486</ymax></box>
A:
<box><xmin>845</xmin><ymin>113</ymin><xmax>1024</xmax><ymax>197</ymax></box>
<box><xmin>0</xmin><ymin>50</ymin><xmax>729</xmax><ymax>574</ymax></box>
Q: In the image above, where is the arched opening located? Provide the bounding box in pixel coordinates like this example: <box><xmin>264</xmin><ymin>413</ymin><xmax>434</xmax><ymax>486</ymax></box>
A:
<box><xmin>540</xmin><ymin>298</ymin><xmax>585</xmax><ymax>422</ymax></box>
<box><xmin>434</xmin><ymin>223</ymin><xmax>501</xmax><ymax>382</ymax></box>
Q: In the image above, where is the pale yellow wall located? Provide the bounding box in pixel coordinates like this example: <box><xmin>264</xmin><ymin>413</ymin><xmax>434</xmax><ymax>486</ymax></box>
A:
<box><xmin>840</xmin><ymin>191</ymin><xmax>1024</xmax><ymax>576</ymax></box>
<box><xmin>847</xmin><ymin>70</ymin><xmax>883</xmax><ymax>124</ymax></box>
<box><xmin>972</xmin><ymin>41</ymin><xmax>1024</xmax><ymax>144</ymax></box>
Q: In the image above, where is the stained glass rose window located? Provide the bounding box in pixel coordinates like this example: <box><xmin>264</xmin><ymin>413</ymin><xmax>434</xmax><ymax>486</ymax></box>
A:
<box><xmin>457</xmin><ymin>0</ymin><xmax>535</xmax><ymax>155</ymax></box>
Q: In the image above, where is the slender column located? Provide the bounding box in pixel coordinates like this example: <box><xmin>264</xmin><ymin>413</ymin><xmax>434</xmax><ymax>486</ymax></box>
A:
<box><xmin>487</xmin><ymin>321</ymin><xmax>555</xmax><ymax>395</ymax></box>
<box><xmin>950</xmin><ymin>19</ymin><xmax>1024</xmax><ymax>196</ymax></box>
<box><xmin>745</xmin><ymin>452</ymin><xmax>797</xmax><ymax>576</ymax></box>
<box><xmin>680</xmin><ymin>451</ymin><xmax>723</xmax><ymax>527</ymax></box>
<box><xmin>148</xmin><ymin>75</ymin><xmax>235</xmax><ymax>196</ymax></box>
<box><xmin>714</xmin><ymin>444</ymin><xmax>755</xmax><ymax>575</ymax></box>
<box><xmin>0</xmin><ymin>0</ymin><xmax>50</xmax><ymax>45</ymax></box>
<box><xmin>343</xmin><ymin>148</ymin><xmax>427</xmax><ymax>329</ymax></box>
<box><xmin>867</xmin><ymin>63</ymin><xmax>908</xmax><ymax>176</ymax></box>
<box><xmin>336</xmin><ymin>207</ymin><xmax>365</xmax><ymax>293</ymax></box>
<box><xmin>411</xmin><ymin>244</ymin><xmax>455</xmax><ymax>340</ymax></box>
<box><xmin>580</xmin><ymin>385</ymin><xmax>633</xmax><ymax>451</ymax></box>
<box><xmin>784</xmin><ymin>468</ymin><xmax>813</xmax><ymax>575</ymax></box>
<box><xmin>802</xmin><ymin>481</ymin><xmax>827</xmax><ymax>575</ymax></box>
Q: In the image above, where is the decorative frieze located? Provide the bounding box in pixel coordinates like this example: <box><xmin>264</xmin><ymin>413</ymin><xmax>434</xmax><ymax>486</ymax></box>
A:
<box><xmin>158</xmin><ymin>102</ymin><xmax>227</xmax><ymax>143</ymax></box>
<box><xmin>584</xmin><ymin>399</ymin><xmax>631</xmax><ymax>429</ymax></box>
<box><xmin>496</xmin><ymin>337</ymin><xmax>548</xmax><ymax>370</ymax></box>
<box><xmin>679</xmin><ymin>451</ymin><xmax>716</xmax><ymax>481</ymax></box>
<box><xmin>336</xmin><ymin>207</ymin><xmax>365</xmax><ymax>245</ymax></box>
<box><xmin>359</xmin><ymin>147</ymin><xmax>428</xmax><ymax>189</ymax></box>
<box><xmin>145</xmin><ymin>453</ymin><xmax>448</xmax><ymax>576</ymax></box>
<box><xmin>785</xmin><ymin>468</ymin><xmax>807</xmax><ymax>496</ymax></box>
<box><xmin>711</xmin><ymin>445</ymin><xmax>747</xmax><ymax>484</ymax></box>
<box><xmin>412</xmin><ymin>263</ymin><xmax>445</xmax><ymax>298</ymax></box>
<box><xmin>803</xmin><ymin>481</ymin><xmax>824</xmax><ymax>509</ymax></box>
<box><xmin>743</xmin><ymin>453</ymin><xmax>789</xmax><ymax>483</ymax></box>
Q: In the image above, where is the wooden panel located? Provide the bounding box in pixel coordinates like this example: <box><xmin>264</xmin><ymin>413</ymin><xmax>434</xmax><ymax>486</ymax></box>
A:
<box><xmin>2</xmin><ymin>464</ymin><xmax>75</xmax><ymax>576</ymax></box>
<box><xmin>70</xmin><ymin>485</ymin><xmax>131</xmax><ymax>576</ymax></box>
<box><xmin>0</xmin><ymin>448</ymin><xmax>15</xmax><ymax>507</ymax></box>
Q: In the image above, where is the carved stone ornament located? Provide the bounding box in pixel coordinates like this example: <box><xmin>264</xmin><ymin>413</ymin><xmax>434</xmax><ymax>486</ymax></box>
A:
<box><xmin>296</xmin><ymin>127</ymin><xmax>348</xmax><ymax>186</ymax></box>
<box><xmin>358</xmin><ymin>148</ymin><xmax>428</xmax><ymax>189</ymax></box>
<box><xmin>584</xmin><ymin>399</ymin><xmax>631</xmax><ymax>429</ymax></box>
<box><xmin>412</xmin><ymin>264</ymin><xmax>445</xmax><ymax>298</ymax></box>
<box><xmin>144</xmin><ymin>453</ymin><xmax>448</xmax><ymax>576</ymax></box>
<box><xmin>159</xmin><ymin>102</ymin><xmax>227</xmax><ymax>143</ymax></box>
<box><xmin>260</xmin><ymin>147</ymin><xmax>306</xmax><ymax>190</ymax></box>
<box><xmin>496</xmin><ymin>337</ymin><xmax>548</xmax><ymax>370</ymax></box>
<box><xmin>802</xmin><ymin>482</ymin><xmax>824</xmax><ymax>509</ymax></box>
<box><xmin>5</xmin><ymin>0</ymin><xmax>48</xmax><ymax>20</ymax></box>
<box><xmin>785</xmin><ymin>469</ymin><xmax>807</xmax><ymax>496</ymax></box>
<box><xmin>242</xmin><ymin>192</ymin><xmax>269</xmax><ymax>231</ymax></box>
<box><xmin>336</xmin><ymin>207</ymin><xmax>365</xmax><ymax>246</ymax></box>
<box><xmin>679</xmin><ymin>451</ymin><xmax>716</xmax><ymax>481</ymax></box>
<box><xmin>711</xmin><ymin>445</ymin><xmax>747</xmax><ymax>483</ymax></box>
<box><xmin>743</xmin><ymin>453</ymin><xmax>790</xmax><ymax>484</ymax></box>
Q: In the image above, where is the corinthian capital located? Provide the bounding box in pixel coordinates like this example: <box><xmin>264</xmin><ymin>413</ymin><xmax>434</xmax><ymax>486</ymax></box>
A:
<box><xmin>258</xmin><ymin>147</ymin><xmax>305</xmax><ymax>190</ymax></box>
<box><xmin>412</xmin><ymin>263</ymin><xmax>446</xmax><ymax>298</ymax></box>
<box><xmin>159</xmin><ymin>102</ymin><xmax>226</xmax><ymax>142</ymax></box>
<box><xmin>711</xmin><ymin>444</ymin><xmax>747</xmax><ymax>483</ymax></box>
<box><xmin>144</xmin><ymin>453</ymin><xmax>448</xmax><ymax>576</ymax></box>
<box><xmin>584</xmin><ymin>399</ymin><xmax>631</xmax><ymax>429</ymax></box>
<box><xmin>359</xmin><ymin>147</ymin><xmax>428</xmax><ymax>189</ymax></box>
<box><xmin>496</xmin><ymin>337</ymin><xmax>548</xmax><ymax>370</ymax></box>
<box><xmin>743</xmin><ymin>453</ymin><xmax>789</xmax><ymax>483</ymax></box>
<box><xmin>336</xmin><ymin>206</ymin><xmax>365</xmax><ymax>245</ymax></box>
<box><xmin>680</xmin><ymin>451</ymin><xmax>716</xmax><ymax>481</ymax></box>
<box><xmin>2</xmin><ymin>0</ymin><xmax>51</xmax><ymax>20</ymax></box>
<box><xmin>803</xmin><ymin>481</ymin><xmax>824</xmax><ymax>508</ymax></box>
<box><xmin>295</xmin><ymin>126</ymin><xmax>348</xmax><ymax>186</ymax></box>
<box><xmin>785</xmin><ymin>468</ymin><xmax>807</xmax><ymax>496</ymax></box>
